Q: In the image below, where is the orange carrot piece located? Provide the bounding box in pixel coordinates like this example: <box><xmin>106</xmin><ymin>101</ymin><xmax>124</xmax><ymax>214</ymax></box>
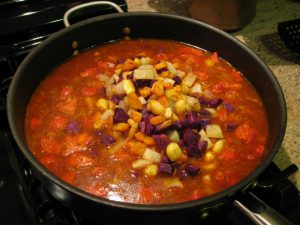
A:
<box><xmin>139</xmin><ymin>87</ymin><xmax>151</xmax><ymax>98</ymax></box>
<box><xmin>130</xmin><ymin>110</ymin><xmax>142</xmax><ymax>123</ymax></box>
<box><xmin>134</xmin><ymin>132</ymin><xmax>145</xmax><ymax>142</ymax></box>
<box><xmin>113</xmin><ymin>123</ymin><xmax>130</xmax><ymax>132</ymax></box>
<box><xmin>125</xmin><ymin>93</ymin><xmax>142</xmax><ymax>110</ymax></box>
<box><xmin>152</xmin><ymin>80</ymin><xmax>164</xmax><ymax>97</ymax></box>
<box><xmin>176</xmin><ymin>154</ymin><xmax>188</xmax><ymax>163</ymax></box>
<box><xmin>150</xmin><ymin>115</ymin><xmax>165</xmax><ymax>125</ymax></box>
<box><xmin>157</xmin><ymin>96</ymin><xmax>169</xmax><ymax>108</ymax></box>
<box><xmin>121</xmin><ymin>58</ymin><xmax>136</xmax><ymax>71</ymax></box>
<box><xmin>143</xmin><ymin>136</ymin><xmax>156</xmax><ymax>146</ymax></box>
<box><xmin>128</xmin><ymin>141</ymin><xmax>147</xmax><ymax>156</ymax></box>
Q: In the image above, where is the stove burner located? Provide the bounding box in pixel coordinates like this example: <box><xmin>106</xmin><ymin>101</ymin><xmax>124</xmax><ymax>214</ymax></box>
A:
<box><xmin>0</xmin><ymin>1</ymin><xmax>299</xmax><ymax>225</ymax></box>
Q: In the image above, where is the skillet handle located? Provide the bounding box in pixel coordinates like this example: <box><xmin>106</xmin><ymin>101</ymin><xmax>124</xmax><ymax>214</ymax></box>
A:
<box><xmin>63</xmin><ymin>1</ymin><xmax>124</xmax><ymax>27</ymax></box>
<box><xmin>233</xmin><ymin>192</ymin><xmax>294</xmax><ymax>225</ymax></box>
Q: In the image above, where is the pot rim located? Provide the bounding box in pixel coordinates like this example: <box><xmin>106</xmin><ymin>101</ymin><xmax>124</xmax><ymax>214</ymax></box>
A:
<box><xmin>7</xmin><ymin>12</ymin><xmax>287</xmax><ymax>211</ymax></box>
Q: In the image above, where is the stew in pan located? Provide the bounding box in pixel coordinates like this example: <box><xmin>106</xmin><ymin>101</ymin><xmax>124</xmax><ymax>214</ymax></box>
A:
<box><xmin>25</xmin><ymin>39</ymin><xmax>269</xmax><ymax>204</ymax></box>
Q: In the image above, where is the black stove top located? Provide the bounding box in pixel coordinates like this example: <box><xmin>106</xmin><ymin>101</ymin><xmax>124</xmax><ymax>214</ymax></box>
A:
<box><xmin>0</xmin><ymin>1</ymin><xmax>300</xmax><ymax>225</ymax></box>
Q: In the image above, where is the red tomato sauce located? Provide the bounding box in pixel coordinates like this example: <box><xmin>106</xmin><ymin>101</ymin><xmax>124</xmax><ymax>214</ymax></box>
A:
<box><xmin>25</xmin><ymin>39</ymin><xmax>269</xmax><ymax>204</ymax></box>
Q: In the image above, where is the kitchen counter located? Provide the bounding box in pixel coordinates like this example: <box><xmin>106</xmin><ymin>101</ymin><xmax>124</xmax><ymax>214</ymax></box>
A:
<box><xmin>126</xmin><ymin>0</ymin><xmax>300</xmax><ymax>188</ymax></box>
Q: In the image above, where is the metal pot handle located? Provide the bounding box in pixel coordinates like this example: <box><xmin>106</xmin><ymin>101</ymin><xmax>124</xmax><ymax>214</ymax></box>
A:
<box><xmin>234</xmin><ymin>192</ymin><xmax>294</xmax><ymax>225</ymax></box>
<box><xmin>63</xmin><ymin>1</ymin><xmax>124</xmax><ymax>27</ymax></box>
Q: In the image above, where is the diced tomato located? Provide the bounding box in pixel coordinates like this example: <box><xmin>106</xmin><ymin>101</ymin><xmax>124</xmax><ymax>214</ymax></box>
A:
<box><xmin>67</xmin><ymin>152</ymin><xmax>94</xmax><ymax>169</ymax></box>
<box><xmin>80</xmin><ymin>67</ymin><xmax>99</xmax><ymax>77</ymax></box>
<box><xmin>211</xmin><ymin>52</ymin><xmax>219</xmax><ymax>62</ymax></box>
<box><xmin>227</xmin><ymin>175</ymin><xmax>239</xmax><ymax>186</ymax></box>
<box><xmin>97</xmin><ymin>61</ymin><xmax>115</xmax><ymax>74</ymax></box>
<box><xmin>81</xmin><ymin>86</ymin><xmax>98</xmax><ymax>96</ymax></box>
<box><xmin>89</xmin><ymin>166</ymin><xmax>106</xmax><ymax>177</ymax></box>
<box><xmin>49</xmin><ymin>115</ymin><xmax>68</xmax><ymax>129</ymax></box>
<box><xmin>138</xmin><ymin>186</ymin><xmax>155</xmax><ymax>204</ymax></box>
<box><xmin>214</xmin><ymin>171</ymin><xmax>225</xmax><ymax>183</ymax></box>
<box><xmin>40</xmin><ymin>136</ymin><xmax>61</xmax><ymax>154</ymax></box>
<box><xmin>218</xmin><ymin>107</ymin><xmax>227</xmax><ymax>122</ymax></box>
<box><xmin>234</xmin><ymin>123</ymin><xmax>256</xmax><ymax>143</ymax></box>
<box><xmin>194</xmin><ymin>71</ymin><xmax>209</xmax><ymax>81</ymax></box>
<box><xmin>223</xmin><ymin>82</ymin><xmax>242</xmax><ymax>90</ymax></box>
<box><xmin>30</xmin><ymin>118</ymin><xmax>41</xmax><ymax>129</ymax></box>
<box><xmin>60</xmin><ymin>86</ymin><xmax>72</xmax><ymax>97</ymax></box>
<box><xmin>225</xmin><ymin>90</ymin><xmax>239</xmax><ymax>99</ymax></box>
<box><xmin>61</xmin><ymin>171</ymin><xmax>76</xmax><ymax>184</ymax></box>
<box><xmin>231</xmin><ymin>71</ymin><xmax>244</xmax><ymax>81</ymax></box>
<box><xmin>219</xmin><ymin>149</ymin><xmax>236</xmax><ymax>161</ymax></box>
<box><xmin>250</xmin><ymin>144</ymin><xmax>265</xmax><ymax>159</ymax></box>
<box><xmin>211</xmin><ymin>83</ymin><xmax>224</xmax><ymax>93</ymax></box>
<box><xmin>179</xmin><ymin>46</ymin><xmax>203</xmax><ymax>57</ymax></box>
<box><xmin>156</xmin><ymin>53</ymin><xmax>168</xmax><ymax>61</ymax></box>
<box><xmin>189</xmin><ymin>189</ymin><xmax>206</xmax><ymax>200</ymax></box>
<box><xmin>64</xmin><ymin>133</ymin><xmax>94</xmax><ymax>156</ymax></box>
<box><xmin>57</xmin><ymin>97</ymin><xmax>77</xmax><ymax>115</ymax></box>
<box><xmin>39</xmin><ymin>155</ymin><xmax>56</xmax><ymax>166</ymax></box>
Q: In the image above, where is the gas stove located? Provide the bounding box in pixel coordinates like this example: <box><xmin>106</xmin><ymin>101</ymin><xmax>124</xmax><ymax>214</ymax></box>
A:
<box><xmin>0</xmin><ymin>1</ymin><xmax>300</xmax><ymax>225</ymax></box>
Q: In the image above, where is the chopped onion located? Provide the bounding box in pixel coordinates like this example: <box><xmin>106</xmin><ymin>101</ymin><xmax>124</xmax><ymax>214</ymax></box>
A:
<box><xmin>163</xmin><ymin>178</ymin><xmax>183</xmax><ymax>188</ymax></box>
<box><xmin>166</xmin><ymin>61</ymin><xmax>176</xmax><ymax>74</ymax></box>
<box><xmin>108</xmin><ymin>138</ymin><xmax>127</xmax><ymax>154</ymax></box>
<box><xmin>133</xmin><ymin>69</ymin><xmax>155</xmax><ymax>80</ymax></box>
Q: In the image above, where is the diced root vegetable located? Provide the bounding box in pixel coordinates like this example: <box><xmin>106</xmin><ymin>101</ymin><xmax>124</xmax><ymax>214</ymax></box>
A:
<box><xmin>113</xmin><ymin>123</ymin><xmax>130</xmax><ymax>132</ymax></box>
<box><xmin>149</xmin><ymin>100</ymin><xmax>166</xmax><ymax>115</ymax></box>
<box><xmin>128</xmin><ymin>110</ymin><xmax>142</xmax><ymax>123</ymax></box>
<box><xmin>202</xmin><ymin>163</ymin><xmax>217</xmax><ymax>171</ymax></box>
<box><xmin>150</xmin><ymin>115</ymin><xmax>165</xmax><ymax>125</ymax></box>
<box><xmin>189</xmin><ymin>83</ymin><xmax>202</xmax><ymax>95</ymax></box>
<box><xmin>182</xmin><ymin>73</ymin><xmax>197</xmax><ymax>87</ymax></box>
<box><xmin>128</xmin><ymin>141</ymin><xmax>147</xmax><ymax>156</ymax></box>
<box><xmin>174</xmin><ymin>99</ymin><xmax>186</xmax><ymax>115</ymax></box>
<box><xmin>212</xmin><ymin>139</ymin><xmax>225</xmax><ymax>154</ymax></box>
<box><xmin>132</xmin><ymin>159</ymin><xmax>153</xmax><ymax>169</ymax></box>
<box><xmin>166</xmin><ymin>142</ymin><xmax>182</xmax><ymax>162</ymax></box>
<box><xmin>98</xmin><ymin>74</ymin><xmax>110</xmax><ymax>82</ymax></box>
<box><xmin>96</xmin><ymin>98</ymin><xmax>108</xmax><ymax>111</ymax></box>
<box><xmin>144</xmin><ymin>164</ymin><xmax>158</xmax><ymax>176</ymax></box>
<box><xmin>122</xmin><ymin>80</ymin><xmax>135</xmax><ymax>95</ymax></box>
<box><xmin>128</xmin><ymin>123</ymin><xmax>138</xmax><ymax>139</ymax></box>
<box><xmin>199</xmin><ymin>129</ymin><xmax>213</xmax><ymax>149</ymax></box>
<box><xmin>143</xmin><ymin>136</ymin><xmax>156</xmax><ymax>146</ymax></box>
<box><xmin>133</xmin><ymin>69</ymin><xmax>154</xmax><ymax>80</ymax></box>
<box><xmin>166</xmin><ymin>61</ymin><xmax>176</xmax><ymax>74</ymax></box>
<box><xmin>202</xmin><ymin>175</ymin><xmax>211</xmax><ymax>183</ymax></box>
<box><xmin>142</xmin><ymin>148</ymin><xmax>161</xmax><ymax>163</ymax></box>
<box><xmin>164</xmin><ymin>178</ymin><xmax>183</xmax><ymax>189</ymax></box>
<box><xmin>108</xmin><ymin>138</ymin><xmax>127</xmax><ymax>154</ymax></box>
<box><xmin>164</xmin><ymin>107</ymin><xmax>173</xmax><ymax>119</ymax></box>
<box><xmin>167</xmin><ymin>130</ymin><xmax>180</xmax><ymax>143</ymax></box>
<box><xmin>155</xmin><ymin>119</ymin><xmax>173</xmax><ymax>131</ymax></box>
<box><xmin>139</xmin><ymin>87</ymin><xmax>151</xmax><ymax>97</ymax></box>
<box><xmin>152</xmin><ymin>80</ymin><xmax>164</xmax><ymax>97</ymax></box>
<box><xmin>114</xmin><ymin>82</ymin><xmax>126</xmax><ymax>95</ymax></box>
<box><xmin>205</xmin><ymin>108</ymin><xmax>217</xmax><ymax>117</ymax></box>
<box><xmin>204</xmin><ymin>151</ymin><xmax>215</xmax><ymax>161</ymax></box>
<box><xmin>140</xmin><ymin>57</ymin><xmax>152</xmax><ymax>65</ymax></box>
<box><xmin>101</xmin><ymin>109</ymin><xmax>114</xmax><ymax>120</ymax></box>
<box><xmin>124</xmin><ymin>93</ymin><xmax>143</xmax><ymax>110</ymax></box>
<box><xmin>206</xmin><ymin>124</ymin><xmax>224</xmax><ymax>138</ymax></box>
<box><xmin>184</xmin><ymin>95</ymin><xmax>200</xmax><ymax>112</ymax></box>
<box><xmin>138</xmin><ymin>96</ymin><xmax>147</xmax><ymax>105</ymax></box>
